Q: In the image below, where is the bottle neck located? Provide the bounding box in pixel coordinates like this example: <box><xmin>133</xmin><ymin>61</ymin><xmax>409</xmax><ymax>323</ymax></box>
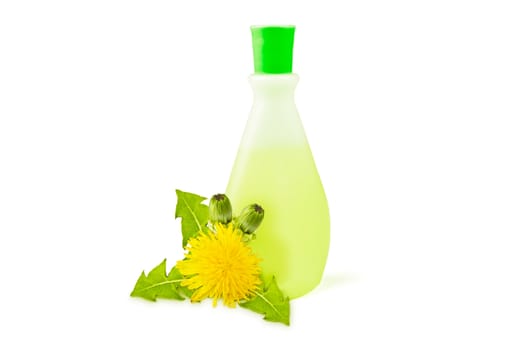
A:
<box><xmin>249</xmin><ymin>73</ymin><xmax>299</xmax><ymax>104</ymax></box>
<box><xmin>241</xmin><ymin>73</ymin><xmax>307</xmax><ymax>149</ymax></box>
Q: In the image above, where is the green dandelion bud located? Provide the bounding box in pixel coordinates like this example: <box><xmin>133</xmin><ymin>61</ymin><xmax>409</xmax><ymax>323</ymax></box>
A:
<box><xmin>209</xmin><ymin>193</ymin><xmax>233</xmax><ymax>224</ymax></box>
<box><xmin>237</xmin><ymin>204</ymin><xmax>264</xmax><ymax>234</ymax></box>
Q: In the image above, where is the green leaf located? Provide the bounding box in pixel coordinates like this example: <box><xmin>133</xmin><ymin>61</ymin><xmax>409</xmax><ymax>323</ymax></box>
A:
<box><xmin>240</xmin><ymin>276</ymin><xmax>290</xmax><ymax>326</ymax></box>
<box><xmin>175</xmin><ymin>189</ymin><xmax>209</xmax><ymax>247</ymax></box>
<box><xmin>130</xmin><ymin>259</ymin><xmax>185</xmax><ymax>301</ymax></box>
<box><xmin>174</xmin><ymin>261</ymin><xmax>195</xmax><ymax>299</ymax></box>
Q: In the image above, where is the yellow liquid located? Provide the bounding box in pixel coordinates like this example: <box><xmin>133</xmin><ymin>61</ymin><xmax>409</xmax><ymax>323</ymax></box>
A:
<box><xmin>227</xmin><ymin>146</ymin><xmax>330</xmax><ymax>299</ymax></box>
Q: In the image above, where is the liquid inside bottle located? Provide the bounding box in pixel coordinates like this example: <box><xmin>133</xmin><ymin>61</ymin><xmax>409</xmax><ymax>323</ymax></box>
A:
<box><xmin>226</xmin><ymin>26</ymin><xmax>330</xmax><ymax>299</ymax></box>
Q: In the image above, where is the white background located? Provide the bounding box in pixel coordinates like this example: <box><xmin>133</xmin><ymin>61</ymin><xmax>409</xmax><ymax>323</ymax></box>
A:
<box><xmin>1</xmin><ymin>0</ymin><xmax>522</xmax><ymax>349</ymax></box>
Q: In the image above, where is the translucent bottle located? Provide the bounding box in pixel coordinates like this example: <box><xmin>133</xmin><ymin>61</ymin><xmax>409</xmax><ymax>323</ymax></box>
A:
<box><xmin>226</xmin><ymin>26</ymin><xmax>330</xmax><ymax>299</ymax></box>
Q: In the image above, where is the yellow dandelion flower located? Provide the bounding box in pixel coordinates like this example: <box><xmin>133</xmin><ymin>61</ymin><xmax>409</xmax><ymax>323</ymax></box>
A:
<box><xmin>177</xmin><ymin>223</ymin><xmax>261</xmax><ymax>307</ymax></box>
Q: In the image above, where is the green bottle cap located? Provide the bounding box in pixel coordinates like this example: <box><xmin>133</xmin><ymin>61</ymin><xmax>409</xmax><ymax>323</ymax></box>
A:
<box><xmin>251</xmin><ymin>25</ymin><xmax>295</xmax><ymax>74</ymax></box>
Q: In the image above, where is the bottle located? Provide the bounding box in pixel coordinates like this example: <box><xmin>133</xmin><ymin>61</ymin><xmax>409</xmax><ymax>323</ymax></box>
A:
<box><xmin>226</xmin><ymin>26</ymin><xmax>330</xmax><ymax>299</ymax></box>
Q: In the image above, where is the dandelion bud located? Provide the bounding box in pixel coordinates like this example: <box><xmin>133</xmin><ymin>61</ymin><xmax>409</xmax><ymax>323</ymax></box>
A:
<box><xmin>237</xmin><ymin>204</ymin><xmax>264</xmax><ymax>234</ymax></box>
<box><xmin>209</xmin><ymin>194</ymin><xmax>233</xmax><ymax>224</ymax></box>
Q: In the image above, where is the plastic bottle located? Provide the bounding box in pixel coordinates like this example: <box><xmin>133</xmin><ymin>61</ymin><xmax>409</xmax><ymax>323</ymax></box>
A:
<box><xmin>226</xmin><ymin>26</ymin><xmax>330</xmax><ymax>299</ymax></box>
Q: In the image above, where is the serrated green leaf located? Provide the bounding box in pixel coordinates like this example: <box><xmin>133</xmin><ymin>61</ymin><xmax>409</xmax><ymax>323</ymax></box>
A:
<box><xmin>175</xmin><ymin>189</ymin><xmax>209</xmax><ymax>247</ymax></box>
<box><xmin>240</xmin><ymin>276</ymin><xmax>290</xmax><ymax>326</ymax></box>
<box><xmin>171</xmin><ymin>263</ymin><xmax>194</xmax><ymax>299</ymax></box>
<box><xmin>130</xmin><ymin>259</ymin><xmax>185</xmax><ymax>301</ymax></box>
